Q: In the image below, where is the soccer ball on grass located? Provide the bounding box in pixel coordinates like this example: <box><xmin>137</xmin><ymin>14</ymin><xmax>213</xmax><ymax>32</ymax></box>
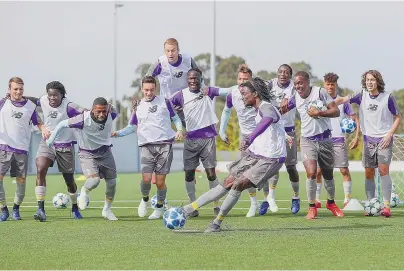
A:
<box><xmin>163</xmin><ymin>207</ymin><xmax>187</xmax><ymax>230</ymax></box>
<box><xmin>364</xmin><ymin>198</ymin><xmax>383</xmax><ymax>216</ymax></box>
<box><xmin>52</xmin><ymin>193</ymin><xmax>70</xmax><ymax>209</ymax></box>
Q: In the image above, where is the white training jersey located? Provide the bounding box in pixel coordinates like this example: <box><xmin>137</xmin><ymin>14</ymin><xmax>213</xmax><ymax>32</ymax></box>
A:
<box><xmin>295</xmin><ymin>86</ymin><xmax>333</xmax><ymax>138</ymax></box>
<box><xmin>248</xmin><ymin>101</ymin><xmax>286</xmax><ymax>158</ymax></box>
<box><xmin>136</xmin><ymin>96</ymin><xmax>176</xmax><ymax>146</ymax></box>
<box><xmin>157</xmin><ymin>54</ymin><xmax>192</xmax><ymax>99</ymax></box>
<box><xmin>0</xmin><ymin>99</ymin><xmax>37</xmax><ymax>152</ymax></box>
<box><xmin>229</xmin><ymin>85</ymin><xmax>256</xmax><ymax>135</ymax></box>
<box><xmin>182</xmin><ymin>87</ymin><xmax>218</xmax><ymax>132</ymax></box>
<box><xmin>270</xmin><ymin>78</ymin><xmax>296</xmax><ymax>128</ymax></box>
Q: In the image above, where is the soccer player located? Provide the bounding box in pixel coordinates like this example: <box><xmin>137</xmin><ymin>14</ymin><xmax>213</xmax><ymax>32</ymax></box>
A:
<box><xmin>46</xmin><ymin>97</ymin><xmax>119</xmax><ymax>221</ymax></box>
<box><xmin>170</xmin><ymin>68</ymin><xmax>227</xmax><ymax>217</ymax></box>
<box><xmin>112</xmin><ymin>76</ymin><xmax>184</xmax><ymax>219</ymax></box>
<box><xmin>24</xmin><ymin>81</ymin><xmax>86</xmax><ymax>221</ymax></box>
<box><xmin>335</xmin><ymin>70</ymin><xmax>401</xmax><ymax>217</ymax></box>
<box><xmin>265</xmin><ymin>64</ymin><xmax>301</xmax><ymax>215</ymax></box>
<box><xmin>287</xmin><ymin>71</ymin><xmax>344</xmax><ymax>219</ymax></box>
<box><xmin>315</xmin><ymin>73</ymin><xmax>359</xmax><ymax>208</ymax></box>
<box><xmin>182</xmin><ymin>77</ymin><xmax>286</xmax><ymax>232</ymax></box>
<box><xmin>0</xmin><ymin>77</ymin><xmax>46</xmax><ymax>221</ymax></box>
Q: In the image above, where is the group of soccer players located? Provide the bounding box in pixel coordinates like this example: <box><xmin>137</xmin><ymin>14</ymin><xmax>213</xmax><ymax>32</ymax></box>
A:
<box><xmin>0</xmin><ymin>37</ymin><xmax>401</xmax><ymax>231</ymax></box>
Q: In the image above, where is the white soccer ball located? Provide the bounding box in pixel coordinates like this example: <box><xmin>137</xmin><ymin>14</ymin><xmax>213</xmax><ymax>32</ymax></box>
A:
<box><xmin>307</xmin><ymin>100</ymin><xmax>327</xmax><ymax>119</ymax></box>
<box><xmin>163</xmin><ymin>207</ymin><xmax>187</xmax><ymax>230</ymax></box>
<box><xmin>390</xmin><ymin>193</ymin><xmax>400</xmax><ymax>208</ymax></box>
<box><xmin>52</xmin><ymin>193</ymin><xmax>70</xmax><ymax>209</ymax></box>
<box><xmin>77</xmin><ymin>193</ymin><xmax>90</xmax><ymax>208</ymax></box>
<box><xmin>150</xmin><ymin>195</ymin><xmax>168</xmax><ymax>210</ymax></box>
<box><xmin>364</xmin><ymin>198</ymin><xmax>383</xmax><ymax>216</ymax></box>
<box><xmin>340</xmin><ymin>117</ymin><xmax>357</xmax><ymax>134</ymax></box>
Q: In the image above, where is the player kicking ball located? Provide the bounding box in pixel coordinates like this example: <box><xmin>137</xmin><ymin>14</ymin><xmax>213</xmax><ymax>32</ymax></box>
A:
<box><xmin>182</xmin><ymin>77</ymin><xmax>287</xmax><ymax>232</ymax></box>
<box><xmin>286</xmin><ymin>71</ymin><xmax>344</xmax><ymax>219</ymax></box>
<box><xmin>335</xmin><ymin>70</ymin><xmax>401</xmax><ymax>217</ymax></box>
<box><xmin>46</xmin><ymin>97</ymin><xmax>119</xmax><ymax>221</ymax></box>
<box><xmin>23</xmin><ymin>81</ymin><xmax>86</xmax><ymax>221</ymax></box>
<box><xmin>315</xmin><ymin>73</ymin><xmax>359</xmax><ymax>208</ymax></box>
<box><xmin>112</xmin><ymin>76</ymin><xmax>184</xmax><ymax>219</ymax></box>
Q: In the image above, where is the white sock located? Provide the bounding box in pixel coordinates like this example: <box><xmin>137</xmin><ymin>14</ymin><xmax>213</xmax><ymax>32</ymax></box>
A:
<box><xmin>343</xmin><ymin>181</ymin><xmax>352</xmax><ymax>202</ymax></box>
<box><xmin>268</xmin><ymin>187</ymin><xmax>275</xmax><ymax>200</ymax></box>
<box><xmin>104</xmin><ymin>200</ymin><xmax>112</xmax><ymax>209</ymax></box>
<box><xmin>316</xmin><ymin>183</ymin><xmax>322</xmax><ymax>201</ymax></box>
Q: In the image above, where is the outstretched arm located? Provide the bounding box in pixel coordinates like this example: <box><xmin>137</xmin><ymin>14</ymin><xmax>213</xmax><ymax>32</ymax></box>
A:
<box><xmin>219</xmin><ymin>93</ymin><xmax>233</xmax><ymax>144</ymax></box>
<box><xmin>112</xmin><ymin>113</ymin><xmax>137</xmax><ymax>138</ymax></box>
<box><xmin>45</xmin><ymin>119</ymin><xmax>70</xmax><ymax>146</ymax></box>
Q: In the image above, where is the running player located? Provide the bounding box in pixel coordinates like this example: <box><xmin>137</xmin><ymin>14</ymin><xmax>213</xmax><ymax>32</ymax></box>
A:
<box><xmin>182</xmin><ymin>77</ymin><xmax>286</xmax><ymax>232</ymax></box>
<box><xmin>0</xmin><ymin>77</ymin><xmax>46</xmax><ymax>221</ymax></box>
<box><xmin>112</xmin><ymin>76</ymin><xmax>184</xmax><ymax>219</ymax></box>
<box><xmin>335</xmin><ymin>70</ymin><xmax>401</xmax><ymax>217</ymax></box>
<box><xmin>46</xmin><ymin>97</ymin><xmax>119</xmax><ymax>221</ymax></box>
<box><xmin>315</xmin><ymin>73</ymin><xmax>359</xmax><ymax>208</ymax></box>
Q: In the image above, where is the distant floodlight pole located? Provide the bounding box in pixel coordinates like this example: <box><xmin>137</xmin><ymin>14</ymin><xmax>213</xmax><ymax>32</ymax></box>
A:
<box><xmin>210</xmin><ymin>0</ymin><xmax>216</xmax><ymax>88</ymax></box>
<box><xmin>113</xmin><ymin>1</ymin><xmax>124</xmax><ymax>130</ymax></box>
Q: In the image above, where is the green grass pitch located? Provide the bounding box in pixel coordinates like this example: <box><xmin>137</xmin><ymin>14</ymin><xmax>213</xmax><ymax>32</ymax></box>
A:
<box><xmin>1</xmin><ymin>171</ymin><xmax>403</xmax><ymax>270</ymax></box>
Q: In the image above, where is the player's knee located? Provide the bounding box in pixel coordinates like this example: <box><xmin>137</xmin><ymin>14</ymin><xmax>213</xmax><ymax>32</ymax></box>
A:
<box><xmin>106</xmin><ymin>178</ymin><xmax>116</xmax><ymax>189</ymax></box>
<box><xmin>156</xmin><ymin>181</ymin><xmax>165</xmax><ymax>190</ymax></box>
<box><xmin>321</xmin><ymin>170</ymin><xmax>333</xmax><ymax>181</ymax></box>
<box><xmin>340</xmin><ymin>168</ymin><xmax>350</xmax><ymax>176</ymax></box>
<box><xmin>62</xmin><ymin>173</ymin><xmax>75</xmax><ymax>184</ymax></box>
<box><xmin>207</xmin><ymin>173</ymin><xmax>217</xmax><ymax>182</ymax></box>
<box><xmin>85</xmin><ymin>176</ymin><xmax>100</xmax><ymax>190</ymax></box>
<box><xmin>306</xmin><ymin>172</ymin><xmax>317</xmax><ymax>180</ymax></box>
<box><xmin>378</xmin><ymin>167</ymin><xmax>389</xmax><ymax>176</ymax></box>
<box><xmin>223</xmin><ymin>175</ymin><xmax>235</xmax><ymax>189</ymax></box>
<box><xmin>232</xmin><ymin>179</ymin><xmax>250</xmax><ymax>192</ymax></box>
<box><xmin>185</xmin><ymin>171</ymin><xmax>195</xmax><ymax>182</ymax></box>
<box><xmin>365</xmin><ymin>168</ymin><xmax>375</xmax><ymax>179</ymax></box>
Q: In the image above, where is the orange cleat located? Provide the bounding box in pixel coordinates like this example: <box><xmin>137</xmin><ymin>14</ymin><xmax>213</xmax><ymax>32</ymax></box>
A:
<box><xmin>380</xmin><ymin>207</ymin><xmax>391</xmax><ymax>218</ymax></box>
<box><xmin>306</xmin><ymin>207</ymin><xmax>318</xmax><ymax>219</ymax></box>
<box><xmin>315</xmin><ymin>201</ymin><xmax>322</xmax><ymax>209</ymax></box>
<box><xmin>326</xmin><ymin>202</ymin><xmax>344</xmax><ymax>217</ymax></box>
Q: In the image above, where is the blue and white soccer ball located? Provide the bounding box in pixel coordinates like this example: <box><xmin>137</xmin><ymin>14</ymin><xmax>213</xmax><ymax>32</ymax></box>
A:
<box><xmin>364</xmin><ymin>198</ymin><xmax>383</xmax><ymax>216</ymax></box>
<box><xmin>77</xmin><ymin>192</ymin><xmax>90</xmax><ymax>208</ymax></box>
<box><xmin>163</xmin><ymin>207</ymin><xmax>187</xmax><ymax>230</ymax></box>
<box><xmin>150</xmin><ymin>195</ymin><xmax>168</xmax><ymax>210</ymax></box>
<box><xmin>52</xmin><ymin>193</ymin><xmax>70</xmax><ymax>209</ymax></box>
<box><xmin>390</xmin><ymin>193</ymin><xmax>400</xmax><ymax>208</ymax></box>
<box><xmin>307</xmin><ymin>100</ymin><xmax>327</xmax><ymax>119</ymax></box>
<box><xmin>340</xmin><ymin>117</ymin><xmax>357</xmax><ymax>134</ymax></box>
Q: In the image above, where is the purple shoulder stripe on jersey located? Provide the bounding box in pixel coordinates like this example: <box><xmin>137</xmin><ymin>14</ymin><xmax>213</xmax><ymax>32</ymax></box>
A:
<box><xmin>186</xmin><ymin>125</ymin><xmax>217</xmax><ymax>139</ymax></box>
<box><xmin>165</xmin><ymin>98</ymin><xmax>175</xmax><ymax>118</ymax></box>
<box><xmin>68</xmin><ymin>114</ymin><xmax>85</xmax><ymax>129</ymax></box>
<box><xmin>226</xmin><ymin>93</ymin><xmax>233</xmax><ymax>108</ymax></box>
<box><xmin>111</xmin><ymin>111</ymin><xmax>118</xmax><ymax>120</ymax></box>
<box><xmin>208</xmin><ymin>87</ymin><xmax>219</xmax><ymax>99</ymax></box>
<box><xmin>31</xmin><ymin>110</ymin><xmax>39</xmax><ymax>125</ymax></box>
<box><xmin>170</xmin><ymin>91</ymin><xmax>184</xmax><ymax>108</ymax></box>
<box><xmin>0</xmin><ymin>99</ymin><xmax>6</xmax><ymax>112</ymax></box>
<box><xmin>0</xmin><ymin>144</ymin><xmax>28</xmax><ymax>155</ymax></box>
<box><xmin>349</xmin><ymin>92</ymin><xmax>362</xmax><ymax>105</ymax></box>
<box><xmin>170</xmin><ymin>54</ymin><xmax>183</xmax><ymax>67</ymax></box>
<box><xmin>332</xmin><ymin>137</ymin><xmax>345</xmax><ymax>144</ymax></box>
<box><xmin>129</xmin><ymin>112</ymin><xmax>138</xmax><ymax>125</ymax></box>
<box><xmin>388</xmin><ymin>94</ymin><xmax>400</xmax><ymax>116</ymax></box>
<box><xmin>288</xmin><ymin>96</ymin><xmax>296</xmax><ymax>110</ymax></box>
<box><xmin>67</xmin><ymin>105</ymin><xmax>82</xmax><ymax>118</ymax></box>
<box><xmin>152</xmin><ymin>63</ymin><xmax>162</xmax><ymax>77</ymax></box>
<box><xmin>247</xmin><ymin>117</ymin><xmax>274</xmax><ymax>144</ymax></box>
<box><xmin>343</xmin><ymin>103</ymin><xmax>354</xmax><ymax>116</ymax></box>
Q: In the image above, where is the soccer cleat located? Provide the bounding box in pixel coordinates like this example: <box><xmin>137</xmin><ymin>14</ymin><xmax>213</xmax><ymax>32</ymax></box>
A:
<box><xmin>326</xmin><ymin>202</ymin><xmax>344</xmax><ymax>217</ymax></box>
<box><xmin>259</xmin><ymin>201</ymin><xmax>269</xmax><ymax>215</ymax></box>
<box><xmin>246</xmin><ymin>203</ymin><xmax>258</xmax><ymax>217</ymax></box>
<box><xmin>12</xmin><ymin>209</ymin><xmax>21</xmax><ymax>220</ymax></box>
<box><xmin>315</xmin><ymin>201</ymin><xmax>322</xmax><ymax>209</ymax></box>
<box><xmin>213</xmin><ymin>207</ymin><xmax>220</xmax><ymax>216</ymax></box>
<box><xmin>33</xmin><ymin>209</ymin><xmax>47</xmax><ymax>222</ymax></box>
<box><xmin>267</xmin><ymin>197</ymin><xmax>279</xmax><ymax>213</ymax></box>
<box><xmin>148</xmin><ymin>208</ymin><xmax>163</xmax><ymax>220</ymax></box>
<box><xmin>291</xmin><ymin>198</ymin><xmax>301</xmax><ymax>214</ymax></box>
<box><xmin>189</xmin><ymin>210</ymin><xmax>199</xmax><ymax>217</ymax></box>
<box><xmin>137</xmin><ymin>199</ymin><xmax>148</xmax><ymax>217</ymax></box>
<box><xmin>204</xmin><ymin>223</ymin><xmax>221</xmax><ymax>233</ymax></box>
<box><xmin>305</xmin><ymin>207</ymin><xmax>318</xmax><ymax>219</ymax></box>
<box><xmin>78</xmin><ymin>187</ymin><xmax>89</xmax><ymax>210</ymax></box>
<box><xmin>0</xmin><ymin>209</ymin><xmax>10</xmax><ymax>222</ymax></box>
<box><xmin>102</xmin><ymin>208</ymin><xmax>118</xmax><ymax>221</ymax></box>
<box><xmin>380</xmin><ymin>207</ymin><xmax>391</xmax><ymax>218</ymax></box>
<box><xmin>72</xmin><ymin>209</ymin><xmax>83</xmax><ymax>219</ymax></box>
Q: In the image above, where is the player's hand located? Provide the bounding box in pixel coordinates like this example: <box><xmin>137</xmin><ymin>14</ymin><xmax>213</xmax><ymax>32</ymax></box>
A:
<box><xmin>200</xmin><ymin>86</ymin><xmax>209</xmax><ymax>96</ymax></box>
<box><xmin>239</xmin><ymin>138</ymin><xmax>250</xmax><ymax>151</ymax></box>
<box><xmin>219</xmin><ymin>132</ymin><xmax>230</xmax><ymax>145</ymax></box>
<box><xmin>379</xmin><ymin>132</ymin><xmax>393</xmax><ymax>149</ymax></box>
<box><xmin>307</xmin><ymin>106</ymin><xmax>320</xmax><ymax>118</ymax></box>
<box><xmin>111</xmin><ymin>131</ymin><xmax>118</xmax><ymax>138</ymax></box>
<box><xmin>286</xmin><ymin>134</ymin><xmax>294</xmax><ymax>148</ymax></box>
<box><xmin>175</xmin><ymin>130</ymin><xmax>185</xmax><ymax>141</ymax></box>
<box><xmin>45</xmin><ymin>138</ymin><xmax>53</xmax><ymax>148</ymax></box>
<box><xmin>349</xmin><ymin>136</ymin><xmax>359</xmax><ymax>149</ymax></box>
<box><xmin>279</xmin><ymin>98</ymin><xmax>289</xmax><ymax>114</ymax></box>
<box><xmin>41</xmin><ymin>128</ymin><xmax>51</xmax><ymax>140</ymax></box>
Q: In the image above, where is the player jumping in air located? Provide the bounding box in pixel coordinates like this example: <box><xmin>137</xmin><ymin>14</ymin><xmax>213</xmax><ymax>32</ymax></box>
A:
<box><xmin>112</xmin><ymin>76</ymin><xmax>184</xmax><ymax>219</ymax></box>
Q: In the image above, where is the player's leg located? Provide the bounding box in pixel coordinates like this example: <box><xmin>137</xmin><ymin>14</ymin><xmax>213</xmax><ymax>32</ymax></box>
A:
<box><xmin>246</xmin><ymin>187</ymin><xmax>259</xmax><ymax>217</ymax></box>
<box><xmin>286</xmin><ymin>131</ymin><xmax>301</xmax><ymax>214</ymax></box>
<box><xmin>77</xmin><ymin>153</ymin><xmax>101</xmax><ymax>210</ymax></box>
<box><xmin>266</xmin><ymin>173</ymin><xmax>279</xmax><ymax>213</ymax></box>
<box><xmin>183</xmin><ymin>138</ymin><xmax>200</xmax><ymax>217</ymax></box>
<box><xmin>377</xmin><ymin>141</ymin><xmax>394</xmax><ymax>217</ymax></box>
<box><xmin>200</xmin><ymin>137</ymin><xmax>221</xmax><ymax>215</ymax></box>
<box><xmin>315</xmin><ymin>167</ymin><xmax>323</xmax><ymax>208</ymax></box>
<box><xmin>149</xmin><ymin>144</ymin><xmax>173</xmax><ymax>220</ymax></box>
<box><xmin>362</xmin><ymin>141</ymin><xmax>377</xmax><ymax>201</ymax></box>
<box><xmin>138</xmin><ymin>145</ymin><xmax>155</xmax><ymax>217</ymax></box>
<box><xmin>12</xmin><ymin>153</ymin><xmax>29</xmax><ymax>220</ymax></box>
<box><xmin>10</xmin><ymin>158</ymin><xmax>17</xmax><ymax>184</ymax></box>
<box><xmin>334</xmin><ymin>142</ymin><xmax>351</xmax><ymax>206</ymax></box>
<box><xmin>99</xmin><ymin>149</ymin><xmax>118</xmax><ymax>221</ymax></box>
<box><xmin>340</xmin><ymin>167</ymin><xmax>352</xmax><ymax>206</ymax></box>
<box><xmin>319</xmin><ymin>140</ymin><xmax>344</xmax><ymax>217</ymax></box>
<box><xmin>0</xmin><ymin>151</ymin><xmax>12</xmax><ymax>222</ymax></box>
<box><xmin>33</xmin><ymin>155</ymin><xmax>53</xmax><ymax>222</ymax></box>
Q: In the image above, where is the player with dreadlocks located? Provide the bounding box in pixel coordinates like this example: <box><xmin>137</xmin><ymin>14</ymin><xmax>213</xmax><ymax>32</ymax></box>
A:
<box><xmin>182</xmin><ymin>77</ymin><xmax>287</xmax><ymax>232</ymax></box>
<box><xmin>23</xmin><ymin>81</ymin><xmax>86</xmax><ymax>221</ymax></box>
